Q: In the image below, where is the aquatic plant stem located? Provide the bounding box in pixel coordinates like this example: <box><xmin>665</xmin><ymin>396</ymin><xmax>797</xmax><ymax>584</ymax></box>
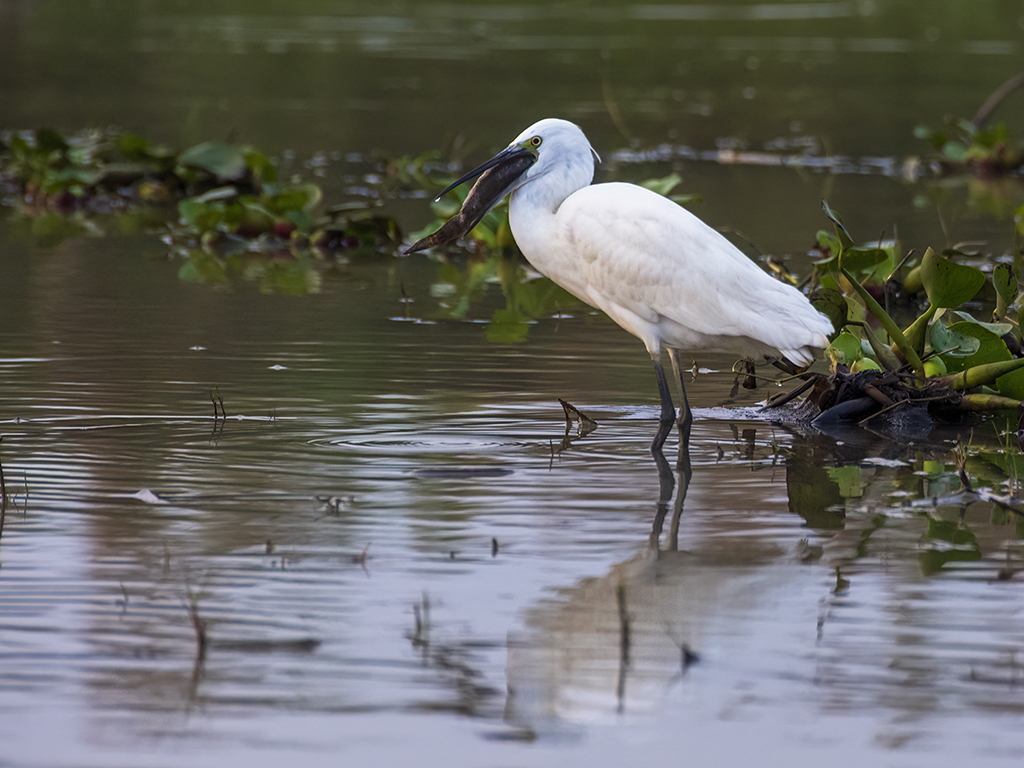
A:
<box><xmin>972</xmin><ymin>71</ymin><xmax>1024</xmax><ymax>129</ymax></box>
<box><xmin>841</xmin><ymin>267</ymin><xmax>925</xmax><ymax>375</ymax></box>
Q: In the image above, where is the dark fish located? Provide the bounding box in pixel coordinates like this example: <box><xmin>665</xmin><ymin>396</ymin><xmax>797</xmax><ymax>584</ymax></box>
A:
<box><xmin>405</xmin><ymin>149</ymin><xmax>536</xmax><ymax>254</ymax></box>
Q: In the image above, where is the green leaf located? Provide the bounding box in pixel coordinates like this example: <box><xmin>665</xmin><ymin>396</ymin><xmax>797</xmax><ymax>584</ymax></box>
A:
<box><xmin>941</xmin><ymin>142</ymin><xmax>969</xmax><ymax>163</ymax></box>
<box><xmin>177</xmin><ymin>197</ymin><xmax>226</xmax><ymax>234</ymax></box>
<box><xmin>814</xmin><ymin>230</ymin><xmax>842</xmax><ymax>266</ymax></box>
<box><xmin>808</xmin><ymin>288</ymin><xmax>847</xmax><ymax>335</ymax></box>
<box><xmin>827</xmin><ymin>330</ymin><xmax>862</xmax><ymax>365</ymax></box>
<box><xmin>117</xmin><ymin>133</ymin><xmax>150</xmax><ymax>159</ymax></box>
<box><xmin>997</xmin><ymin>365</ymin><xmax>1024</xmax><ymax>401</ymax></box>
<box><xmin>285</xmin><ymin>209</ymin><xmax>314</xmax><ymax>234</ymax></box>
<box><xmin>938</xmin><ymin>323</ymin><xmax>1024</xmax><ymax>399</ymax></box>
<box><xmin>821</xmin><ymin>199</ymin><xmax>854</xmax><ymax>250</ymax></box>
<box><xmin>842</xmin><ymin>246</ymin><xmax>889</xmax><ymax>275</ymax></box>
<box><xmin>639</xmin><ymin>173</ymin><xmax>682</xmax><ymax>197</ymax></box>
<box><xmin>948</xmin><ymin>311</ymin><xmax>1012</xmax><ymax>337</ymax></box>
<box><xmin>914</xmin><ymin>125</ymin><xmax>947</xmax><ymax>151</ymax></box>
<box><xmin>919</xmin><ymin>248</ymin><xmax>985</xmax><ymax>308</ymax></box>
<box><xmin>236</xmin><ymin>200</ymin><xmax>275</xmax><ymax>234</ymax></box>
<box><xmin>244</xmin><ymin>148</ymin><xmax>277</xmax><ymax>185</ymax></box>
<box><xmin>178</xmin><ymin>197</ymin><xmax>211</xmax><ymax>227</ymax></box>
<box><xmin>942</xmin><ymin>322</ymin><xmax>1007</xmax><ymax>372</ymax></box>
<box><xmin>34</xmin><ymin>128</ymin><xmax>69</xmax><ymax>155</ymax></box>
<box><xmin>902</xmin><ymin>303</ymin><xmax>937</xmax><ymax>358</ymax></box>
<box><xmin>9</xmin><ymin>134</ymin><xmax>31</xmax><ymax>160</ymax></box>
<box><xmin>178</xmin><ymin>141</ymin><xmax>248</xmax><ymax>180</ymax></box>
<box><xmin>860</xmin><ymin>321</ymin><xmax>903</xmax><ymax>370</ymax></box>
<box><xmin>993</xmin><ymin>263</ymin><xmax>1017</xmax><ymax>318</ymax></box>
<box><xmin>930</xmin><ymin>320</ymin><xmax>981</xmax><ymax>359</ymax></box>
<box><xmin>265</xmin><ymin>183</ymin><xmax>322</xmax><ymax>216</ymax></box>
<box><xmin>669</xmin><ymin>193</ymin><xmax>702</xmax><ymax>206</ymax></box>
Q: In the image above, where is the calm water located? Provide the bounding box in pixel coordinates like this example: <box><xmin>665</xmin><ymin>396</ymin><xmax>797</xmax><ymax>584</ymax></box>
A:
<box><xmin>3</xmin><ymin>236</ymin><xmax>1024</xmax><ymax>766</ymax></box>
<box><xmin>3</xmin><ymin>2</ymin><xmax>1024</xmax><ymax>766</ymax></box>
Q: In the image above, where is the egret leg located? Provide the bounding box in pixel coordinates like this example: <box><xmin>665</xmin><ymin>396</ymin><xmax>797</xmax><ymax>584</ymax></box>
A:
<box><xmin>666</xmin><ymin>348</ymin><xmax>693</xmax><ymax>468</ymax></box>
<box><xmin>666</xmin><ymin>348</ymin><xmax>693</xmax><ymax>437</ymax></box>
<box><xmin>651</xmin><ymin>356</ymin><xmax>676</xmax><ymax>453</ymax></box>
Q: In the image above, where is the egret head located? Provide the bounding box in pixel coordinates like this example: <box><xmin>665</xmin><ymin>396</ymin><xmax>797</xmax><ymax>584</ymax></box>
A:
<box><xmin>507</xmin><ymin>118</ymin><xmax>599</xmax><ymax>197</ymax></box>
<box><xmin>405</xmin><ymin>119</ymin><xmax>598</xmax><ymax>254</ymax></box>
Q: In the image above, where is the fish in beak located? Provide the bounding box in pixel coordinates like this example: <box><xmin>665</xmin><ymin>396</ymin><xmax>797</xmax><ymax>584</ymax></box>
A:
<box><xmin>405</xmin><ymin>143</ymin><xmax>537</xmax><ymax>254</ymax></box>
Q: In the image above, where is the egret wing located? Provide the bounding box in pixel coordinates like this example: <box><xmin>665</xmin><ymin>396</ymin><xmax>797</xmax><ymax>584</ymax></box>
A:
<box><xmin>554</xmin><ymin>183</ymin><xmax>830</xmax><ymax>357</ymax></box>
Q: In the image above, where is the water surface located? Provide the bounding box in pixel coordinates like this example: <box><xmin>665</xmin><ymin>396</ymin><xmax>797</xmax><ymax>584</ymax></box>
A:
<box><xmin>4</xmin><ymin>2</ymin><xmax>1024</xmax><ymax>766</ymax></box>
<box><xmin>3</xmin><ymin>235</ymin><xmax>1024</xmax><ymax>766</ymax></box>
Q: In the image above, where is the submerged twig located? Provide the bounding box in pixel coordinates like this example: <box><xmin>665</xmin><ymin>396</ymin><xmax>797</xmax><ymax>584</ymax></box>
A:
<box><xmin>954</xmin><ymin>439</ymin><xmax>973</xmax><ymax>492</ymax></box>
<box><xmin>763</xmin><ymin>374</ymin><xmax>819</xmax><ymax>409</ymax></box>
<box><xmin>352</xmin><ymin>543</ymin><xmax>370</xmax><ymax>575</ymax></box>
<box><xmin>412</xmin><ymin>592</ymin><xmax>430</xmax><ymax>649</ymax></box>
<box><xmin>211</xmin><ymin>388</ymin><xmax>225</xmax><ymax>419</ymax></box>
<box><xmin>905</xmin><ymin>484</ymin><xmax>1024</xmax><ymax>518</ymax></box>
<box><xmin>615</xmin><ymin>581</ymin><xmax>631</xmax><ymax>714</ymax></box>
<box><xmin>189</xmin><ymin>609</ymin><xmax>207</xmax><ymax>660</ymax></box>
<box><xmin>558</xmin><ymin>398</ymin><xmax>598</xmax><ymax>435</ymax></box>
<box><xmin>187</xmin><ymin>591</ymin><xmax>208</xmax><ymax>662</ymax></box>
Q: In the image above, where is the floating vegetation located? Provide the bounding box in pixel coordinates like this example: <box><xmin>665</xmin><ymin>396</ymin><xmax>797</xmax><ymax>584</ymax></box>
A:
<box><xmin>2</xmin><ymin>117</ymin><xmax>1024</xmax><ymax>383</ymax></box>
<box><xmin>771</xmin><ymin>200</ymin><xmax>1024</xmax><ymax>427</ymax></box>
<box><xmin>916</xmin><ymin>119</ymin><xmax>1024</xmax><ymax>177</ymax></box>
<box><xmin>915</xmin><ymin>72</ymin><xmax>1024</xmax><ymax>177</ymax></box>
<box><xmin>0</xmin><ymin>127</ymin><xmax>402</xmax><ymax>278</ymax></box>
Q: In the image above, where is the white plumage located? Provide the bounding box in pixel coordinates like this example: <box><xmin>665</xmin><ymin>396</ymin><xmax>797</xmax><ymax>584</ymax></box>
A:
<box><xmin>417</xmin><ymin>118</ymin><xmax>833</xmax><ymax>451</ymax></box>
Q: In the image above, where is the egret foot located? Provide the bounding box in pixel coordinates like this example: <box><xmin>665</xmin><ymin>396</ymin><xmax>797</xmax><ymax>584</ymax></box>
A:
<box><xmin>652</xmin><ymin>355</ymin><xmax>688</xmax><ymax>453</ymax></box>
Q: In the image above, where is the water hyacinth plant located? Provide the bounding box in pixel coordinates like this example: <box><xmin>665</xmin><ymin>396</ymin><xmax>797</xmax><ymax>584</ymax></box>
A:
<box><xmin>788</xmin><ymin>200</ymin><xmax>1024</xmax><ymax>426</ymax></box>
<box><xmin>0</xmin><ymin>128</ymin><xmax>400</xmax><ymax>257</ymax></box>
<box><xmin>914</xmin><ymin>71</ymin><xmax>1024</xmax><ymax>176</ymax></box>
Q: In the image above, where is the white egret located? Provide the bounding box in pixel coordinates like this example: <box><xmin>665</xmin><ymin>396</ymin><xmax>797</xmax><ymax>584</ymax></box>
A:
<box><xmin>408</xmin><ymin>118</ymin><xmax>833</xmax><ymax>452</ymax></box>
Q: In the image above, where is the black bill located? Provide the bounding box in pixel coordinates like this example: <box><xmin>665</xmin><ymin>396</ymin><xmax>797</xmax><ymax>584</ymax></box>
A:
<box><xmin>405</xmin><ymin>145</ymin><xmax>536</xmax><ymax>254</ymax></box>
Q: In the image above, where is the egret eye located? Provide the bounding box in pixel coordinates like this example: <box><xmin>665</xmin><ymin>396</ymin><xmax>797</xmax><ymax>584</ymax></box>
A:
<box><xmin>530</xmin><ymin>136</ymin><xmax>542</xmax><ymax>148</ymax></box>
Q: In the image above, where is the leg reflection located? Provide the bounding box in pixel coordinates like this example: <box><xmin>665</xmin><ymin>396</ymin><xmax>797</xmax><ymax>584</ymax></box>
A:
<box><xmin>650</xmin><ymin>437</ymin><xmax>692</xmax><ymax>552</ymax></box>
